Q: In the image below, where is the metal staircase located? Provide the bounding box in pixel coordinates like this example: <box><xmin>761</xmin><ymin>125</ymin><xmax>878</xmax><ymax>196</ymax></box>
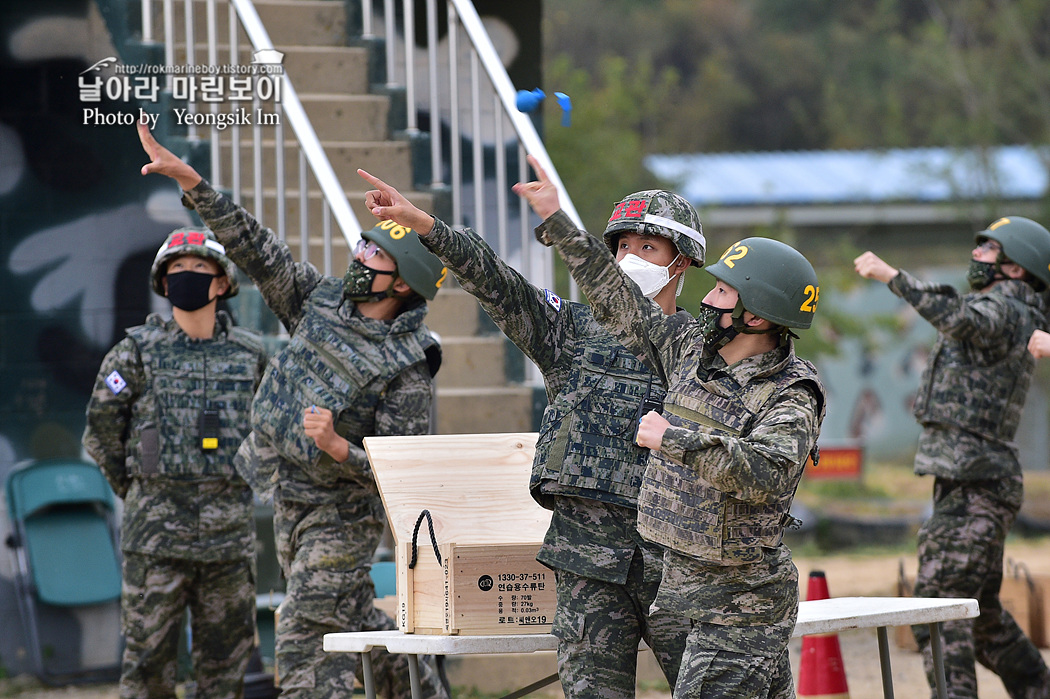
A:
<box><xmin>95</xmin><ymin>0</ymin><xmax>579</xmax><ymax>433</ymax></box>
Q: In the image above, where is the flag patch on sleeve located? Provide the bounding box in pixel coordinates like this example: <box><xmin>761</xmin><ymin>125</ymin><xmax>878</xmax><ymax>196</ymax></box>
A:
<box><xmin>105</xmin><ymin>370</ymin><xmax>127</xmax><ymax>395</ymax></box>
<box><xmin>544</xmin><ymin>289</ymin><xmax>562</xmax><ymax>312</ymax></box>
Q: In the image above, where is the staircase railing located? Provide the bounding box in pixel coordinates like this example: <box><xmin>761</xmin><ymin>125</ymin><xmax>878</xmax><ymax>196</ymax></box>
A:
<box><xmin>139</xmin><ymin>0</ymin><xmax>581</xmax><ymax>295</ymax></box>
<box><xmin>359</xmin><ymin>0</ymin><xmax>583</xmax><ymax>293</ymax></box>
<box><xmin>141</xmin><ymin>0</ymin><xmax>361</xmax><ymax>276</ymax></box>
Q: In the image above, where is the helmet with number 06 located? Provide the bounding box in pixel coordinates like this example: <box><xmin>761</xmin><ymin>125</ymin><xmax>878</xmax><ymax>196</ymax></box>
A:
<box><xmin>976</xmin><ymin>216</ymin><xmax>1050</xmax><ymax>288</ymax></box>
<box><xmin>150</xmin><ymin>227</ymin><xmax>239</xmax><ymax>298</ymax></box>
<box><xmin>362</xmin><ymin>220</ymin><xmax>448</xmax><ymax>300</ymax></box>
<box><xmin>706</xmin><ymin>237</ymin><xmax>819</xmax><ymax>329</ymax></box>
<box><xmin>602</xmin><ymin>190</ymin><xmax>706</xmax><ymax>266</ymax></box>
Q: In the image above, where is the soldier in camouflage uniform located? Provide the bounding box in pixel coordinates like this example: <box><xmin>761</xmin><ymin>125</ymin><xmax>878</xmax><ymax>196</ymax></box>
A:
<box><xmin>359</xmin><ymin>168</ymin><xmax>700</xmax><ymax>698</ymax></box>
<box><xmin>513</xmin><ymin>156</ymin><xmax>825</xmax><ymax>699</ymax></box>
<box><xmin>856</xmin><ymin>216</ymin><xmax>1050</xmax><ymax>699</ymax></box>
<box><xmin>83</xmin><ymin>227</ymin><xmax>267</xmax><ymax>699</ymax></box>
<box><xmin>136</xmin><ymin>124</ymin><xmax>449</xmax><ymax>699</ymax></box>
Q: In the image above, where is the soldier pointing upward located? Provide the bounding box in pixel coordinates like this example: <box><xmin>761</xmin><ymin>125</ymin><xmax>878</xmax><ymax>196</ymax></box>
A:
<box><xmin>136</xmin><ymin>123</ymin><xmax>449</xmax><ymax>699</ymax></box>
<box><xmin>515</xmin><ymin>155</ymin><xmax>825</xmax><ymax>698</ymax></box>
<box><xmin>358</xmin><ymin>166</ymin><xmax>698</xmax><ymax>698</ymax></box>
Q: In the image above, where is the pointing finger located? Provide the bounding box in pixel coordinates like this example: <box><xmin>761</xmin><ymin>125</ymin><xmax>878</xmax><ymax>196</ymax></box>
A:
<box><xmin>357</xmin><ymin>168</ymin><xmax>391</xmax><ymax>193</ymax></box>
<box><xmin>526</xmin><ymin>154</ymin><xmax>551</xmax><ymax>185</ymax></box>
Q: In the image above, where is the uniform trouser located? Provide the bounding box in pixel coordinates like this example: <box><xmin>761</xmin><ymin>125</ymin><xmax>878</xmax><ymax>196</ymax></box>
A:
<box><xmin>273</xmin><ymin>497</ymin><xmax>448</xmax><ymax>699</ymax></box>
<box><xmin>912</xmin><ymin>476</ymin><xmax>1050</xmax><ymax>699</ymax></box>
<box><xmin>119</xmin><ymin>551</ymin><xmax>256</xmax><ymax>699</ymax></box>
<box><xmin>672</xmin><ymin>618</ymin><xmax>795</xmax><ymax>699</ymax></box>
<box><xmin>551</xmin><ymin>545</ymin><xmax>691</xmax><ymax>699</ymax></box>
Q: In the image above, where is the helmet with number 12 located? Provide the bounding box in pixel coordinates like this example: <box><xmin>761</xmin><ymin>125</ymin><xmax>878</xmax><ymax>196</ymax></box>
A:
<box><xmin>706</xmin><ymin>237</ymin><xmax>818</xmax><ymax>329</ymax></box>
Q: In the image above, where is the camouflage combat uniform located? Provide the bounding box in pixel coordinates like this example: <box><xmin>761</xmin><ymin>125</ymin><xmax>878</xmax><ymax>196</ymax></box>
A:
<box><xmin>889</xmin><ymin>270</ymin><xmax>1050</xmax><ymax>699</ymax></box>
<box><xmin>83</xmin><ymin>311</ymin><xmax>266</xmax><ymax>699</ymax></box>
<box><xmin>539</xmin><ymin>211</ymin><xmax>825</xmax><ymax>699</ymax></box>
<box><xmin>419</xmin><ymin>219</ymin><xmax>691</xmax><ymax>698</ymax></box>
<box><xmin>181</xmin><ymin>181</ymin><xmax>447</xmax><ymax>699</ymax></box>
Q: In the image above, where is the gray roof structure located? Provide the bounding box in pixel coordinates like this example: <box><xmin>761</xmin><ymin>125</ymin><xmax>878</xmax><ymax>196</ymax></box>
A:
<box><xmin>646</xmin><ymin>146</ymin><xmax>1050</xmax><ymax>227</ymax></box>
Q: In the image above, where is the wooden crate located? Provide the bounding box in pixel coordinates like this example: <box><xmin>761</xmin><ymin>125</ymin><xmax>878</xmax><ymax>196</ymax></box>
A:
<box><xmin>364</xmin><ymin>433</ymin><xmax>555</xmax><ymax>635</ymax></box>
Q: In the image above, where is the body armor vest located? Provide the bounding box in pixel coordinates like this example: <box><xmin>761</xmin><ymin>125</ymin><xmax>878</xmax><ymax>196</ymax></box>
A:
<box><xmin>532</xmin><ymin>304</ymin><xmax>664</xmax><ymax>509</ymax></box>
<box><xmin>637</xmin><ymin>345</ymin><xmax>824</xmax><ymax>565</ymax></box>
<box><xmin>251</xmin><ymin>278</ymin><xmax>435</xmax><ymax>472</ymax></box>
<box><xmin>125</xmin><ymin>313</ymin><xmax>261</xmax><ymax>480</ymax></box>
<box><xmin>913</xmin><ymin>296</ymin><xmax>1034</xmax><ymax>442</ymax></box>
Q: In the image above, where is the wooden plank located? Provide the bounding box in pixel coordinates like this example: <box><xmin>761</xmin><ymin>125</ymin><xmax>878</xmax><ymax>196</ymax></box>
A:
<box><xmin>363</xmin><ymin>433</ymin><xmax>550</xmax><ymax>547</ymax></box>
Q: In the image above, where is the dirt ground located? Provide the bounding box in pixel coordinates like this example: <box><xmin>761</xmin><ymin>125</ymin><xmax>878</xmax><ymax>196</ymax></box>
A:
<box><xmin>788</xmin><ymin>537</ymin><xmax>1050</xmax><ymax>699</ymax></box>
<box><xmin>5</xmin><ymin>536</ymin><xmax>1050</xmax><ymax>698</ymax></box>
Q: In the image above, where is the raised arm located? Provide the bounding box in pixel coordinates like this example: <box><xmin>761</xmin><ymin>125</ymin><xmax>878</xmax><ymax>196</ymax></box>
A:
<box><xmin>138</xmin><ymin>123</ymin><xmax>320</xmax><ymax>330</ymax></box>
<box><xmin>358</xmin><ymin>168</ymin><xmax>436</xmax><ymax>235</ymax></box>
<box><xmin>137</xmin><ymin>122</ymin><xmax>203</xmax><ymax>191</ymax></box>
<box><xmin>359</xmin><ymin>168</ymin><xmax>576</xmax><ymax>380</ymax></box>
<box><xmin>515</xmin><ymin>156</ymin><xmax>679</xmax><ymax>381</ymax></box>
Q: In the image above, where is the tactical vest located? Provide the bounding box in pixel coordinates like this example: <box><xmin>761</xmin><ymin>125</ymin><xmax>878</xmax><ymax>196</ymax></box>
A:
<box><xmin>125</xmin><ymin>312</ymin><xmax>261</xmax><ymax>480</ymax></box>
<box><xmin>637</xmin><ymin>345</ymin><xmax>825</xmax><ymax>565</ymax></box>
<box><xmin>913</xmin><ymin>295</ymin><xmax>1035</xmax><ymax>442</ymax></box>
<box><xmin>251</xmin><ymin>278</ymin><xmax>436</xmax><ymax>473</ymax></box>
<box><xmin>532</xmin><ymin>303</ymin><xmax>665</xmax><ymax>509</ymax></box>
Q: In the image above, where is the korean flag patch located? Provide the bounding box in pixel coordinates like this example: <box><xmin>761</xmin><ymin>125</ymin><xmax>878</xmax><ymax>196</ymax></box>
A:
<box><xmin>105</xmin><ymin>370</ymin><xmax>127</xmax><ymax>395</ymax></box>
<box><xmin>544</xmin><ymin>289</ymin><xmax>562</xmax><ymax>312</ymax></box>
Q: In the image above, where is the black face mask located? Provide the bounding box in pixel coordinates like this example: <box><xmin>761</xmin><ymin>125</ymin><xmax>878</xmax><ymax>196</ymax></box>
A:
<box><xmin>966</xmin><ymin>260</ymin><xmax>1000</xmax><ymax>291</ymax></box>
<box><xmin>698</xmin><ymin>302</ymin><xmax>738</xmax><ymax>349</ymax></box>
<box><xmin>342</xmin><ymin>259</ymin><xmax>397</xmax><ymax>303</ymax></box>
<box><xmin>167</xmin><ymin>271</ymin><xmax>217</xmax><ymax>311</ymax></box>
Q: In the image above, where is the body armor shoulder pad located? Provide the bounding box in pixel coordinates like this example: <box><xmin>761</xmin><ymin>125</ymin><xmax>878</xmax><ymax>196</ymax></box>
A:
<box><xmin>125</xmin><ymin>314</ymin><xmax>169</xmax><ymax>347</ymax></box>
<box><xmin>782</xmin><ymin>356</ymin><xmax>826</xmax><ymax>421</ymax></box>
<box><xmin>226</xmin><ymin>324</ymin><xmax>265</xmax><ymax>356</ymax></box>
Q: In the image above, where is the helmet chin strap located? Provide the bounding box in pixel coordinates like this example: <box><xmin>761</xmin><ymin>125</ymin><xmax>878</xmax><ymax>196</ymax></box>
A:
<box><xmin>731</xmin><ymin>300</ymin><xmax>787</xmax><ymax>338</ymax></box>
<box><xmin>731</xmin><ymin>300</ymin><xmax>762</xmax><ymax>334</ymax></box>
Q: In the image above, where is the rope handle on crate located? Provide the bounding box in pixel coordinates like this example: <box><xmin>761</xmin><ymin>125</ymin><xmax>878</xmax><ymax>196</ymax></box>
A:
<box><xmin>408</xmin><ymin>509</ymin><xmax>441</xmax><ymax>568</ymax></box>
<box><xmin>1007</xmin><ymin>557</ymin><xmax>1036</xmax><ymax>588</ymax></box>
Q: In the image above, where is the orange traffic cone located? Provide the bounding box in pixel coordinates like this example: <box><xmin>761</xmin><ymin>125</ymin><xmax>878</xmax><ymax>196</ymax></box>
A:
<box><xmin>797</xmin><ymin>570</ymin><xmax>850</xmax><ymax>698</ymax></box>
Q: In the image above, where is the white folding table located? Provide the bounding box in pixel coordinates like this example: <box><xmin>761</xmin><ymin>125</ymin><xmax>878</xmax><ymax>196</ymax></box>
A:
<box><xmin>324</xmin><ymin>595</ymin><xmax>979</xmax><ymax>699</ymax></box>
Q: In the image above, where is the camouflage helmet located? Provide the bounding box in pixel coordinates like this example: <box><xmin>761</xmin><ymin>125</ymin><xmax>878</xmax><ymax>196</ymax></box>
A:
<box><xmin>602</xmin><ymin>190</ymin><xmax>706</xmax><ymax>266</ymax></box>
<box><xmin>362</xmin><ymin>220</ymin><xmax>448</xmax><ymax>300</ymax></box>
<box><xmin>150</xmin><ymin>227</ymin><xmax>238</xmax><ymax>298</ymax></box>
<box><xmin>976</xmin><ymin>216</ymin><xmax>1050</xmax><ymax>288</ymax></box>
<box><xmin>706</xmin><ymin>237</ymin><xmax>819</xmax><ymax>329</ymax></box>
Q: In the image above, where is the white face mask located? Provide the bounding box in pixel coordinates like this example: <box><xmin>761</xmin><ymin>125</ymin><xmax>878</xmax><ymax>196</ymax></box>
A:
<box><xmin>618</xmin><ymin>253</ymin><xmax>682</xmax><ymax>299</ymax></box>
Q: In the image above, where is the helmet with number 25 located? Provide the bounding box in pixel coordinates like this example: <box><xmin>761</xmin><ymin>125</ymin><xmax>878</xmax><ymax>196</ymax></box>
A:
<box><xmin>705</xmin><ymin>237</ymin><xmax>819</xmax><ymax>329</ymax></box>
<box><xmin>150</xmin><ymin>227</ymin><xmax>239</xmax><ymax>299</ymax></box>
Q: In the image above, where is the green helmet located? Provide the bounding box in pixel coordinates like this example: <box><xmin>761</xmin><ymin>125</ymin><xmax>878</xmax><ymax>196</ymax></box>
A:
<box><xmin>150</xmin><ymin>227</ymin><xmax>238</xmax><ymax>298</ymax></box>
<box><xmin>362</xmin><ymin>220</ymin><xmax>448</xmax><ymax>300</ymax></box>
<box><xmin>602</xmin><ymin>190</ymin><xmax>706</xmax><ymax>266</ymax></box>
<box><xmin>976</xmin><ymin>216</ymin><xmax>1050</xmax><ymax>288</ymax></box>
<box><xmin>706</xmin><ymin>237</ymin><xmax>819</xmax><ymax>329</ymax></box>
